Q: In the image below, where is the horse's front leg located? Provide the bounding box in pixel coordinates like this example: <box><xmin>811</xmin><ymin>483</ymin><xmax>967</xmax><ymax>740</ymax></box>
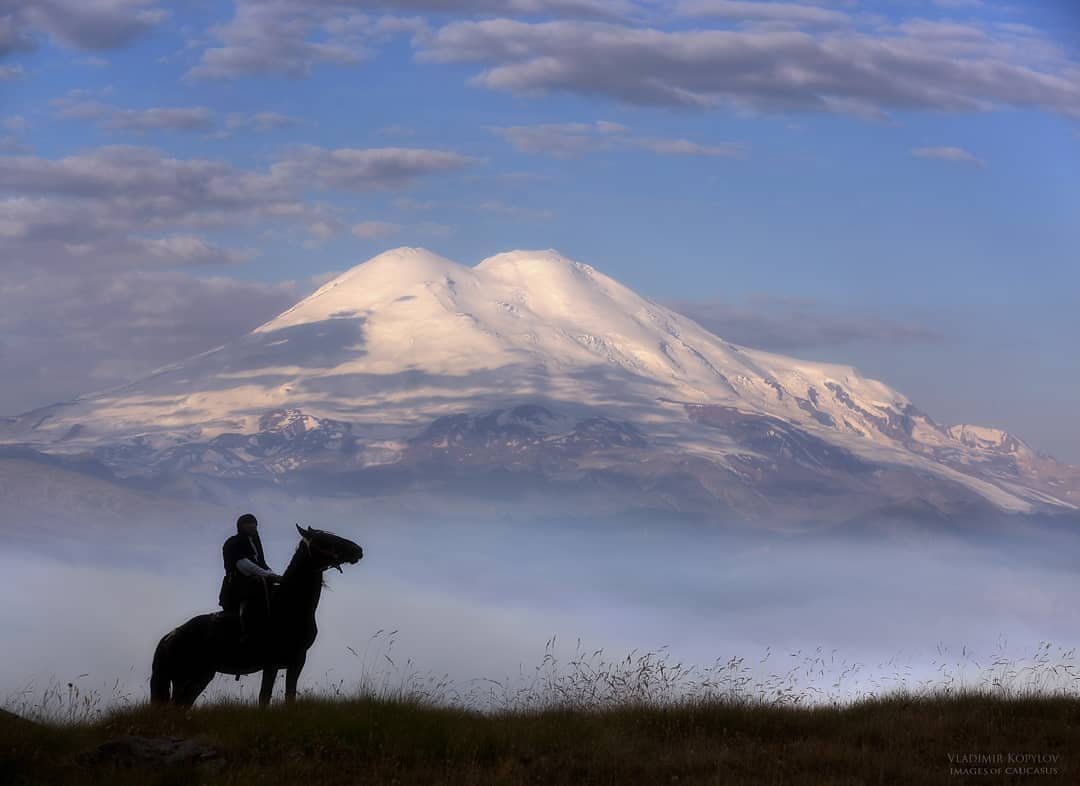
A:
<box><xmin>285</xmin><ymin>652</ymin><xmax>307</xmax><ymax>703</ymax></box>
<box><xmin>259</xmin><ymin>667</ymin><xmax>278</xmax><ymax>706</ymax></box>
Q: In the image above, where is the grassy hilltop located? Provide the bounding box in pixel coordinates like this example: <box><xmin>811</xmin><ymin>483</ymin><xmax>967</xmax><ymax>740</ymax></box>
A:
<box><xmin>5</xmin><ymin>638</ymin><xmax>1079</xmax><ymax>786</ymax></box>
<box><xmin>3</xmin><ymin>691</ymin><xmax>1078</xmax><ymax>785</ymax></box>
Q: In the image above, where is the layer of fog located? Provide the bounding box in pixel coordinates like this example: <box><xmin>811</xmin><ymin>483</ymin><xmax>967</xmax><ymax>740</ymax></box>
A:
<box><xmin>4</xmin><ymin>512</ymin><xmax>1080</xmax><ymax>714</ymax></box>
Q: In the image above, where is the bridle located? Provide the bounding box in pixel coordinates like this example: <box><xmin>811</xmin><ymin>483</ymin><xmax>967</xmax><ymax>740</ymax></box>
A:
<box><xmin>297</xmin><ymin>524</ymin><xmax>349</xmax><ymax>572</ymax></box>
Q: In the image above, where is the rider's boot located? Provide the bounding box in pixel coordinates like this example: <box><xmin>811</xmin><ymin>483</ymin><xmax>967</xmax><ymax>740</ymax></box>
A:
<box><xmin>237</xmin><ymin>601</ymin><xmax>252</xmax><ymax>645</ymax></box>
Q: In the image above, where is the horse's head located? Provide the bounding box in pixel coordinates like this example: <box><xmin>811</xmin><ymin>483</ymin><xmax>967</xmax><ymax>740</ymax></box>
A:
<box><xmin>296</xmin><ymin>524</ymin><xmax>363</xmax><ymax>572</ymax></box>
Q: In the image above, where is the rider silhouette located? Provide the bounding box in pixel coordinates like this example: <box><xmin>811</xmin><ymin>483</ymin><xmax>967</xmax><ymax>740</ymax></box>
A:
<box><xmin>219</xmin><ymin>513</ymin><xmax>282</xmax><ymax>641</ymax></box>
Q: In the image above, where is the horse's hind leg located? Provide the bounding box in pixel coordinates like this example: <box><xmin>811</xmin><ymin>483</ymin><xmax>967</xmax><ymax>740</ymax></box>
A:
<box><xmin>149</xmin><ymin>666</ymin><xmax>171</xmax><ymax>704</ymax></box>
<box><xmin>174</xmin><ymin>671</ymin><xmax>215</xmax><ymax>707</ymax></box>
<box><xmin>150</xmin><ymin>632</ymin><xmax>175</xmax><ymax>704</ymax></box>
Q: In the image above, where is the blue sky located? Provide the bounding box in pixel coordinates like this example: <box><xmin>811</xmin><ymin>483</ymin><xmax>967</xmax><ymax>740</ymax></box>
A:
<box><xmin>1</xmin><ymin>0</ymin><xmax>1078</xmax><ymax>460</ymax></box>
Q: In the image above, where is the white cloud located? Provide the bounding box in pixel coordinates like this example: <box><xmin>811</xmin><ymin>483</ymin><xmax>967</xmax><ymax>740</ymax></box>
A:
<box><xmin>138</xmin><ymin>234</ymin><xmax>254</xmax><ymax>265</ymax></box>
<box><xmin>676</xmin><ymin>1</ymin><xmax>851</xmax><ymax>28</ymax></box>
<box><xmin>275</xmin><ymin>145</ymin><xmax>480</xmax><ymax>190</ymax></box>
<box><xmin>1</xmin><ymin>0</ymin><xmax>166</xmax><ymax>56</ymax></box>
<box><xmin>308</xmin><ymin>218</ymin><xmax>348</xmax><ymax>240</ymax></box>
<box><xmin>55</xmin><ymin>101</ymin><xmax>216</xmax><ymax>132</ymax></box>
<box><xmin>190</xmin><ymin>4</ymin><xmax>371</xmax><ymax>80</ymax></box>
<box><xmin>225</xmin><ymin>111</ymin><xmax>303</xmax><ymax>132</ymax></box>
<box><xmin>419</xmin><ymin>18</ymin><xmax>1080</xmax><ymax>118</ymax></box>
<box><xmin>0</xmin><ymin>144</ymin><xmax>477</xmax><ymax>271</ymax></box>
<box><xmin>351</xmin><ymin>220</ymin><xmax>402</xmax><ymax>238</ymax></box>
<box><xmin>187</xmin><ymin>0</ymin><xmax>641</xmax><ymax>80</ymax></box>
<box><xmin>0</xmin><ymin>146</ymin><xmax>297</xmax><ymax>226</ymax></box>
<box><xmin>911</xmin><ymin>145</ymin><xmax>985</xmax><ymax>166</ymax></box>
<box><xmin>493</xmin><ymin>122</ymin><xmax>618</xmax><ymax>157</ymax></box>
<box><xmin>494</xmin><ymin>121</ymin><xmax>744</xmax><ymax>159</ymax></box>
<box><xmin>634</xmin><ymin>137</ymin><xmax>746</xmax><ymax>157</ymax></box>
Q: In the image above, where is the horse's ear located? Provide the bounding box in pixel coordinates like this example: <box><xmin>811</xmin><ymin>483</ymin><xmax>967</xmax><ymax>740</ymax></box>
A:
<box><xmin>296</xmin><ymin>523</ymin><xmax>310</xmax><ymax>542</ymax></box>
<box><xmin>305</xmin><ymin>525</ymin><xmax>316</xmax><ymax>537</ymax></box>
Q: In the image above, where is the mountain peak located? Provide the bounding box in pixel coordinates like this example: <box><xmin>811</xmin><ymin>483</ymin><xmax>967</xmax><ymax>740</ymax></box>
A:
<box><xmin>476</xmin><ymin>248</ymin><xmax>604</xmax><ymax>290</ymax></box>
<box><xmin>477</xmin><ymin>248</ymin><xmax>589</xmax><ymax>272</ymax></box>
<box><xmin>314</xmin><ymin>246</ymin><xmax>464</xmax><ymax>294</ymax></box>
<box><xmin>257</xmin><ymin>247</ymin><xmax>464</xmax><ymax>332</ymax></box>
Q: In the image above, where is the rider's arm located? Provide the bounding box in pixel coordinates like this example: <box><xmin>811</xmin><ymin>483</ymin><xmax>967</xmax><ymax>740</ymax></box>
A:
<box><xmin>236</xmin><ymin>558</ymin><xmax>280</xmax><ymax>580</ymax></box>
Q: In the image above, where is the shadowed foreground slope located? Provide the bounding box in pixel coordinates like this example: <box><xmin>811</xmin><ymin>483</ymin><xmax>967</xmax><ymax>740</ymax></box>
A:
<box><xmin>3</xmin><ymin>692</ymin><xmax>1077</xmax><ymax>785</ymax></box>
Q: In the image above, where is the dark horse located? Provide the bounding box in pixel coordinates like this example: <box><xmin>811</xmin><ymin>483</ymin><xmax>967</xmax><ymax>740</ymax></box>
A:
<box><xmin>151</xmin><ymin>525</ymin><xmax>363</xmax><ymax>706</ymax></box>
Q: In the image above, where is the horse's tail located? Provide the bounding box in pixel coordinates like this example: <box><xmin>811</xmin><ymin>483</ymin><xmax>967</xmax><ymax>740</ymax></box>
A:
<box><xmin>150</xmin><ymin>631</ymin><xmax>174</xmax><ymax>704</ymax></box>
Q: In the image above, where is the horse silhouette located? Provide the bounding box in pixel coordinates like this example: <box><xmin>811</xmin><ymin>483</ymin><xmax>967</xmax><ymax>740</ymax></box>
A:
<box><xmin>151</xmin><ymin>524</ymin><xmax>363</xmax><ymax>706</ymax></box>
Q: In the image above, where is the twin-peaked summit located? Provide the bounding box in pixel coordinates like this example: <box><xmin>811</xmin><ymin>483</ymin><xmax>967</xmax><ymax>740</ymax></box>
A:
<box><xmin>243</xmin><ymin>246</ymin><xmax>912</xmax><ymax>430</ymax></box>
<box><xmin>253</xmin><ymin>247</ymin><xmax>694</xmax><ymax>383</ymax></box>
<box><xmin>262</xmin><ymin>246</ymin><xmax>637</xmax><ymax>335</ymax></box>
<box><xmin>257</xmin><ymin>246</ymin><xmax>721</xmax><ymax>385</ymax></box>
<box><xmin>3</xmin><ymin>247</ymin><xmax>1077</xmax><ymax>520</ymax></box>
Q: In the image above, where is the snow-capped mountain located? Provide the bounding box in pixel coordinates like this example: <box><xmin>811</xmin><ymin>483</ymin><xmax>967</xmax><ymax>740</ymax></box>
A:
<box><xmin>4</xmin><ymin>247</ymin><xmax>1077</xmax><ymax>522</ymax></box>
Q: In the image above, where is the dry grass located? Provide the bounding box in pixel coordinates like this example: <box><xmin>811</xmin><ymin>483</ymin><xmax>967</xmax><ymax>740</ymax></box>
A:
<box><xmin>3</xmin><ymin>637</ymin><xmax>1079</xmax><ymax>785</ymax></box>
